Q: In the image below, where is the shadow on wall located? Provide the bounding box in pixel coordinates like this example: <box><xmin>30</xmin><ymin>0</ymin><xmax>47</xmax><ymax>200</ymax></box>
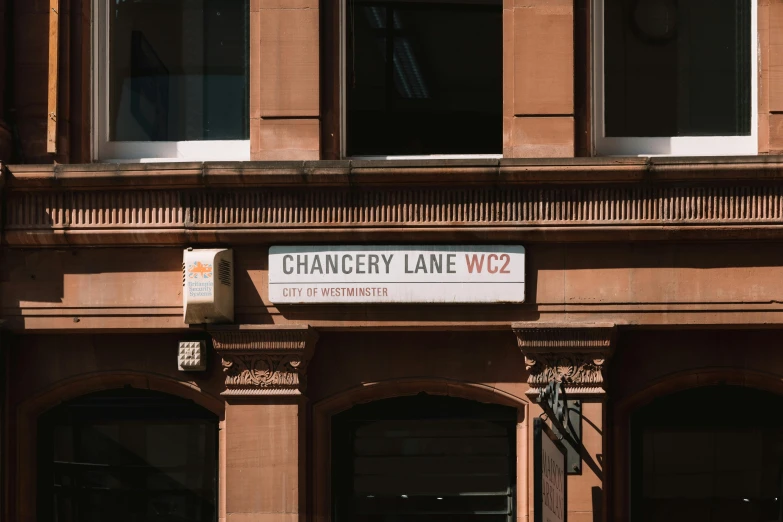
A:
<box><xmin>0</xmin><ymin>247</ymin><xmax>273</xmax><ymax>328</ymax></box>
<box><xmin>592</xmin><ymin>486</ymin><xmax>603</xmax><ymax>522</ymax></box>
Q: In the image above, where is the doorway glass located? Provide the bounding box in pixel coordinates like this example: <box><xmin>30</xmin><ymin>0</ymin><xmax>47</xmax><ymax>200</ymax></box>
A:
<box><xmin>631</xmin><ymin>386</ymin><xmax>783</xmax><ymax>522</ymax></box>
<box><xmin>37</xmin><ymin>388</ymin><xmax>218</xmax><ymax>522</ymax></box>
<box><xmin>332</xmin><ymin>393</ymin><xmax>517</xmax><ymax>522</ymax></box>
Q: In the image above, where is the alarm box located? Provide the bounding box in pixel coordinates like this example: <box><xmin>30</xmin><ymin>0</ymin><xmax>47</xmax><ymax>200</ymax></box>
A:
<box><xmin>183</xmin><ymin>248</ymin><xmax>234</xmax><ymax>324</ymax></box>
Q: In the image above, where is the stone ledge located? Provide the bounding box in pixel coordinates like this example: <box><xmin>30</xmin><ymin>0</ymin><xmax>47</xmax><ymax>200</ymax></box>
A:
<box><xmin>7</xmin><ymin>156</ymin><xmax>783</xmax><ymax>189</ymax></box>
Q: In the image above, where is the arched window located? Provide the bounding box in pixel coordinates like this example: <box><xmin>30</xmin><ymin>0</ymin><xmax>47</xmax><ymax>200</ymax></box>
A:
<box><xmin>332</xmin><ymin>393</ymin><xmax>517</xmax><ymax>522</ymax></box>
<box><xmin>631</xmin><ymin>386</ymin><xmax>783</xmax><ymax>522</ymax></box>
<box><xmin>37</xmin><ymin>388</ymin><xmax>218</xmax><ymax>522</ymax></box>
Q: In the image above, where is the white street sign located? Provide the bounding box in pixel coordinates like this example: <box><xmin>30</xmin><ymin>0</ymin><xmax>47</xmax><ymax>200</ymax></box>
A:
<box><xmin>268</xmin><ymin>245</ymin><xmax>525</xmax><ymax>304</ymax></box>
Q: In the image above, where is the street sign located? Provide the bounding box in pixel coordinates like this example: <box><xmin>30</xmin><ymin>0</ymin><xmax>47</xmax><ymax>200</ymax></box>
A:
<box><xmin>268</xmin><ymin>245</ymin><xmax>525</xmax><ymax>304</ymax></box>
<box><xmin>534</xmin><ymin>417</ymin><xmax>567</xmax><ymax>522</ymax></box>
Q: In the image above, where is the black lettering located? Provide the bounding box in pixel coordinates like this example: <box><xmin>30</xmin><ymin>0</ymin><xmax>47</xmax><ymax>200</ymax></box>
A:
<box><xmin>326</xmin><ymin>255</ymin><xmax>338</xmax><ymax>274</ymax></box>
<box><xmin>404</xmin><ymin>254</ymin><xmax>413</xmax><ymax>273</ymax></box>
<box><xmin>368</xmin><ymin>254</ymin><xmax>380</xmax><ymax>274</ymax></box>
<box><xmin>382</xmin><ymin>254</ymin><xmax>394</xmax><ymax>273</ymax></box>
<box><xmin>311</xmin><ymin>256</ymin><xmax>323</xmax><ymax>274</ymax></box>
<box><xmin>356</xmin><ymin>254</ymin><xmax>366</xmax><ymax>274</ymax></box>
<box><xmin>342</xmin><ymin>255</ymin><xmax>353</xmax><ymax>274</ymax></box>
<box><xmin>447</xmin><ymin>254</ymin><xmax>456</xmax><ymax>273</ymax></box>
<box><xmin>430</xmin><ymin>254</ymin><xmax>442</xmax><ymax>274</ymax></box>
<box><xmin>283</xmin><ymin>255</ymin><xmax>294</xmax><ymax>275</ymax></box>
<box><xmin>297</xmin><ymin>255</ymin><xmax>308</xmax><ymax>275</ymax></box>
<box><xmin>415</xmin><ymin>254</ymin><xmax>427</xmax><ymax>273</ymax></box>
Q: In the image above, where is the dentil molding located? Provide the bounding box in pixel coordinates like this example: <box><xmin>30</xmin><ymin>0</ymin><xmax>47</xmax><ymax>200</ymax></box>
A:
<box><xmin>512</xmin><ymin>322</ymin><xmax>617</xmax><ymax>397</ymax></box>
<box><xmin>210</xmin><ymin>325</ymin><xmax>319</xmax><ymax>397</ymax></box>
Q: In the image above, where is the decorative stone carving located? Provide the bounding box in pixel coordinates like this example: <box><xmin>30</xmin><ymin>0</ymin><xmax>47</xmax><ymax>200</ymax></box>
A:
<box><xmin>177</xmin><ymin>340</ymin><xmax>206</xmax><ymax>371</ymax></box>
<box><xmin>513</xmin><ymin>323</ymin><xmax>616</xmax><ymax>397</ymax></box>
<box><xmin>210</xmin><ymin>326</ymin><xmax>318</xmax><ymax>397</ymax></box>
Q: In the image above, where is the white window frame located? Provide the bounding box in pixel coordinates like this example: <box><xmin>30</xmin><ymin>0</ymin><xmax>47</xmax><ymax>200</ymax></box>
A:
<box><xmin>92</xmin><ymin>1</ymin><xmax>250</xmax><ymax>163</ymax></box>
<box><xmin>338</xmin><ymin>0</ymin><xmax>504</xmax><ymax>160</ymax></box>
<box><xmin>592</xmin><ymin>0</ymin><xmax>758</xmax><ymax>157</ymax></box>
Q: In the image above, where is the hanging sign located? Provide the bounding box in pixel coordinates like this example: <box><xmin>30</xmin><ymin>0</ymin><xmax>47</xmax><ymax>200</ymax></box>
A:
<box><xmin>268</xmin><ymin>245</ymin><xmax>525</xmax><ymax>304</ymax></box>
<box><xmin>534</xmin><ymin>418</ymin><xmax>567</xmax><ymax>522</ymax></box>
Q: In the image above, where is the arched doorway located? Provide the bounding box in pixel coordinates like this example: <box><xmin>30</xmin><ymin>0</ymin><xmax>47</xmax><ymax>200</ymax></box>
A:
<box><xmin>36</xmin><ymin>388</ymin><xmax>219</xmax><ymax>522</ymax></box>
<box><xmin>630</xmin><ymin>385</ymin><xmax>783</xmax><ymax>522</ymax></box>
<box><xmin>331</xmin><ymin>393</ymin><xmax>517</xmax><ymax>522</ymax></box>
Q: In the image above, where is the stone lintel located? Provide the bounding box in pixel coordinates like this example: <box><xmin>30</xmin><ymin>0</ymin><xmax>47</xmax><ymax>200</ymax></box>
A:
<box><xmin>512</xmin><ymin>322</ymin><xmax>616</xmax><ymax>398</ymax></box>
<box><xmin>209</xmin><ymin>325</ymin><xmax>319</xmax><ymax>397</ymax></box>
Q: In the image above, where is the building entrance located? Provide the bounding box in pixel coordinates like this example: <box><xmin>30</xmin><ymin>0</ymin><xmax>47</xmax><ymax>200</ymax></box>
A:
<box><xmin>37</xmin><ymin>388</ymin><xmax>218</xmax><ymax>522</ymax></box>
<box><xmin>631</xmin><ymin>386</ymin><xmax>783</xmax><ymax>522</ymax></box>
<box><xmin>331</xmin><ymin>393</ymin><xmax>517</xmax><ymax>522</ymax></box>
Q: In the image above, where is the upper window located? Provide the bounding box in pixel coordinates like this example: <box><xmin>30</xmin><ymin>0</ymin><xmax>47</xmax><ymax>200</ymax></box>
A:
<box><xmin>594</xmin><ymin>0</ymin><xmax>757</xmax><ymax>156</ymax></box>
<box><xmin>94</xmin><ymin>0</ymin><xmax>250</xmax><ymax>162</ymax></box>
<box><xmin>343</xmin><ymin>0</ymin><xmax>503</xmax><ymax>158</ymax></box>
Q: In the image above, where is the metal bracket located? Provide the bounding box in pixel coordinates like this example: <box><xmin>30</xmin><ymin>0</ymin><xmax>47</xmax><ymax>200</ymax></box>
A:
<box><xmin>537</xmin><ymin>381</ymin><xmax>583</xmax><ymax>475</ymax></box>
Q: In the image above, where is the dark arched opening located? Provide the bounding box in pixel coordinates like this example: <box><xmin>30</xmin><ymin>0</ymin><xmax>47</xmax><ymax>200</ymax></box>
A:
<box><xmin>37</xmin><ymin>388</ymin><xmax>218</xmax><ymax>522</ymax></box>
<box><xmin>631</xmin><ymin>385</ymin><xmax>783</xmax><ymax>522</ymax></box>
<box><xmin>332</xmin><ymin>393</ymin><xmax>517</xmax><ymax>522</ymax></box>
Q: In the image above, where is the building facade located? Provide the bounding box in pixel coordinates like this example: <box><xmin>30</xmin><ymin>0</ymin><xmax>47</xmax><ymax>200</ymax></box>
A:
<box><xmin>2</xmin><ymin>1</ymin><xmax>783</xmax><ymax>521</ymax></box>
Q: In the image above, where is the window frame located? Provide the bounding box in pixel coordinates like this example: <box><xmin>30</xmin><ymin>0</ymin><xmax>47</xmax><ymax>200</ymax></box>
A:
<box><xmin>92</xmin><ymin>0</ymin><xmax>251</xmax><ymax>163</ymax></box>
<box><xmin>338</xmin><ymin>0</ymin><xmax>504</xmax><ymax>160</ymax></box>
<box><xmin>592</xmin><ymin>0</ymin><xmax>758</xmax><ymax>157</ymax></box>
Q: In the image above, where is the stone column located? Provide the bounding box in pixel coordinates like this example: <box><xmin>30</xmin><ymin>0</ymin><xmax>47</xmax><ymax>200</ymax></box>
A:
<box><xmin>512</xmin><ymin>322</ymin><xmax>616</xmax><ymax>522</ymax></box>
<box><xmin>211</xmin><ymin>325</ymin><xmax>319</xmax><ymax>522</ymax></box>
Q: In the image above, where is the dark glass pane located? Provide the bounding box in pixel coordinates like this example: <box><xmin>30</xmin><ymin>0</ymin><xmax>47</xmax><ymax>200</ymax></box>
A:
<box><xmin>631</xmin><ymin>386</ymin><xmax>783</xmax><ymax>522</ymax></box>
<box><xmin>604</xmin><ymin>0</ymin><xmax>751</xmax><ymax>137</ymax></box>
<box><xmin>110</xmin><ymin>0</ymin><xmax>249</xmax><ymax>141</ymax></box>
<box><xmin>347</xmin><ymin>0</ymin><xmax>502</xmax><ymax>155</ymax></box>
<box><xmin>38</xmin><ymin>389</ymin><xmax>218</xmax><ymax>522</ymax></box>
<box><xmin>333</xmin><ymin>395</ymin><xmax>516</xmax><ymax>522</ymax></box>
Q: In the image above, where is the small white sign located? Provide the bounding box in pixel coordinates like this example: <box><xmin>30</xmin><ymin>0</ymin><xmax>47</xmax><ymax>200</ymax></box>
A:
<box><xmin>268</xmin><ymin>245</ymin><xmax>525</xmax><ymax>304</ymax></box>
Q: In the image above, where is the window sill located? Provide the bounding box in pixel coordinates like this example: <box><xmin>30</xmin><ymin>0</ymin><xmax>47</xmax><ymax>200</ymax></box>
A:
<box><xmin>347</xmin><ymin>154</ymin><xmax>503</xmax><ymax>161</ymax></box>
<box><xmin>95</xmin><ymin>140</ymin><xmax>251</xmax><ymax>163</ymax></box>
<box><xmin>595</xmin><ymin>136</ymin><xmax>758</xmax><ymax>157</ymax></box>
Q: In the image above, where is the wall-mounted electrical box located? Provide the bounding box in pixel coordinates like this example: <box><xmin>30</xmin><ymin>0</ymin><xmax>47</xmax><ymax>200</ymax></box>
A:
<box><xmin>183</xmin><ymin>248</ymin><xmax>234</xmax><ymax>324</ymax></box>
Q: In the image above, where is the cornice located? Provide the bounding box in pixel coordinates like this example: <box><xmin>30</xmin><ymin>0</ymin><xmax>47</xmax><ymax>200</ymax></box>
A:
<box><xmin>9</xmin><ymin>156</ymin><xmax>783</xmax><ymax>188</ymax></box>
<box><xmin>209</xmin><ymin>325</ymin><xmax>319</xmax><ymax>397</ymax></box>
<box><xmin>7</xmin><ymin>158</ymin><xmax>783</xmax><ymax>245</ymax></box>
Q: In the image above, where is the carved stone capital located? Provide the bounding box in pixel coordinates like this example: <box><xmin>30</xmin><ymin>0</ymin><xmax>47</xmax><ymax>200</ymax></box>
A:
<box><xmin>512</xmin><ymin>323</ymin><xmax>616</xmax><ymax>398</ymax></box>
<box><xmin>210</xmin><ymin>325</ymin><xmax>319</xmax><ymax>397</ymax></box>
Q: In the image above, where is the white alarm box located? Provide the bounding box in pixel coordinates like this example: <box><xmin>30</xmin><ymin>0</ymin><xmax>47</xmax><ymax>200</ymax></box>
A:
<box><xmin>183</xmin><ymin>248</ymin><xmax>234</xmax><ymax>324</ymax></box>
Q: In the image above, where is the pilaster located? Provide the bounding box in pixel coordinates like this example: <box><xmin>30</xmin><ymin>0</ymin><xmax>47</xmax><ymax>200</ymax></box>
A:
<box><xmin>513</xmin><ymin>322</ymin><xmax>615</xmax><ymax>522</ymax></box>
<box><xmin>211</xmin><ymin>325</ymin><xmax>319</xmax><ymax>522</ymax></box>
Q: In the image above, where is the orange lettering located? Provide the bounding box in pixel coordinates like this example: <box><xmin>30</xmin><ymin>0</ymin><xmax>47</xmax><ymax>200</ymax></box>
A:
<box><xmin>487</xmin><ymin>254</ymin><xmax>499</xmax><ymax>273</ymax></box>
<box><xmin>465</xmin><ymin>254</ymin><xmax>485</xmax><ymax>273</ymax></box>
